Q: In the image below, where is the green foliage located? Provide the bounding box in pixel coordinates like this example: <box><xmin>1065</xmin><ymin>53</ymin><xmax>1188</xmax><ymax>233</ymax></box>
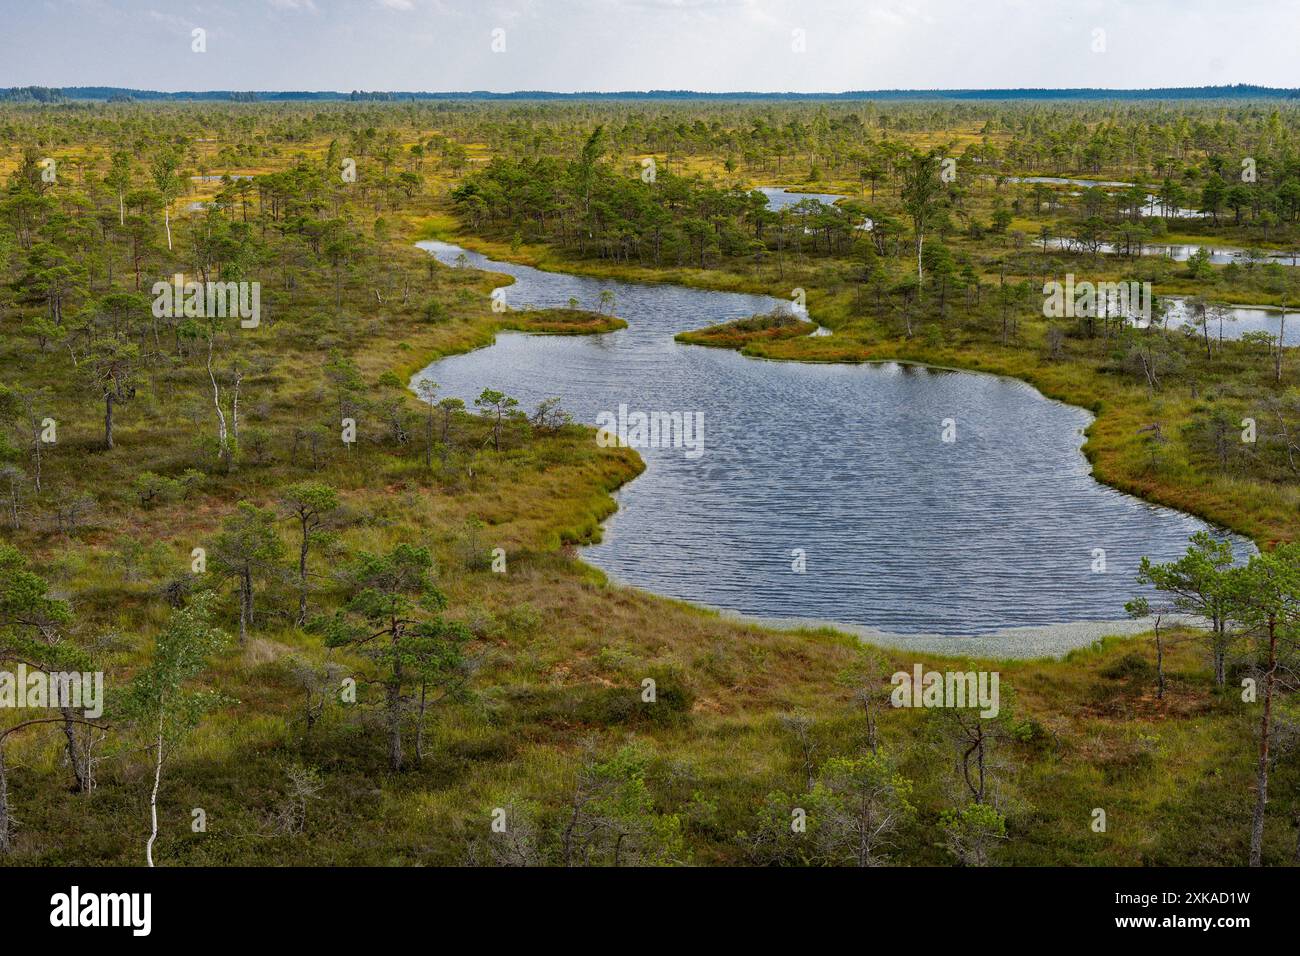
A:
<box><xmin>320</xmin><ymin>544</ymin><xmax>473</xmax><ymax>770</ymax></box>
<box><xmin>119</xmin><ymin>592</ymin><xmax>230</xmax><ymax>740</ymax></box>
<box><xmin>938</xmin><ymin>802</ymin><xmax>1007</xmax><ymax>867</ymax></box>
<box><xmin>0</xmin><ymin>543</ymin><xmax>81</xmax><ymax>670</ymax></box>
<box><xmin>560</xmin><ymin>742</ymin><xmax>686</xmax><ymax>867</ymax></box>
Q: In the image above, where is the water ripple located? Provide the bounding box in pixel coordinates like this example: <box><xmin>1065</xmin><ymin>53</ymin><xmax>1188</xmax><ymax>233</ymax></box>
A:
<box><xmin>413</xmin><ymin>240</ymin><xmax>1249</xmax><ymax>636</ymax></box>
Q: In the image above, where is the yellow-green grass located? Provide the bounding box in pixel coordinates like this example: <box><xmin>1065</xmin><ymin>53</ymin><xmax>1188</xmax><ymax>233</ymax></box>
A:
<box><xmin>3</xmin><ymin>129</ymin><xmax>1297</xmax><ymax>868</ymax></box>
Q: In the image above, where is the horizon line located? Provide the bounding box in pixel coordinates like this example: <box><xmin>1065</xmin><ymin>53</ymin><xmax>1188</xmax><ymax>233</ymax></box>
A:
<box><xmin>5</xmin><ymin>83</ymin><xmax>1300</xmax><ymax>101</ymax></box>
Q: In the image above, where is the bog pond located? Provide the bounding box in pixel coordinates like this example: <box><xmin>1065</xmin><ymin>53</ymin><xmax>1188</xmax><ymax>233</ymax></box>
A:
<box><xmin>412</xmin><ymin>239</ymin><xmax>1250</xmax><ymax>653</ymax></box>
<box><xmin>764</xmin><ymin>187</ymin><xmax>1297</xmax><ymax>346</ymax></box>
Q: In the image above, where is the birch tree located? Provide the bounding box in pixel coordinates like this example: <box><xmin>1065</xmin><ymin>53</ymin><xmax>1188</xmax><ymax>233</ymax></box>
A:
<box><xmin>150</xmin><ymin>150</ymin><xmax>182</xmax><ymax>252</ymax></box>
<box><xmin>122</xmin><ymin>594</ymin><xmax>228</xmax><ymax>867</ymax></box>
<box><xmin>899</xmin><ymin>149</ymin><xmax>945</xmax><ymax>285</ymax></box>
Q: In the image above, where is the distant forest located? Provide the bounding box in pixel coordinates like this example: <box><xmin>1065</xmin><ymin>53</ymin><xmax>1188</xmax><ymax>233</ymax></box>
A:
<box><xmin>3</xmin><ymin>84</ymin><xmax>1299</xmax><ymax>104</ymax></box>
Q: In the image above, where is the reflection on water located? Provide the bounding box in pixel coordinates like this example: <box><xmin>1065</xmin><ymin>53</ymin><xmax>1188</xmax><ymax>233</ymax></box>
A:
<box><xmin>999</xmin><ymin>175</ymin><xmax>1205</xmax><ymax>218</ymax></box>
<box><xmin>757</xmin><ymin>186</ymin><xmax>850</xmax><ymax>209</ymax></box>
<box><xmin>1155</xmin><ymin>298</ymin><xmax>1299</xmax><ymax>347</ymax></box>
<box><xmin>413</xmin><ymin>240</ymin><xmax>1248</xmax><ymax>636</ymax></box>
<box><xmin>1000</xmin><ymin>175</ymin><xmax>1136</xmax><ymax>188</ymax></box>
<box><xmin>1046</xmin><ymin>236</ymin><xmax>1299</xmax><ymax>267</ymax></box>
<box><xmin>757</xmin><ymin>186</ymin><xmax>872</xmax><ymax>232</ymax></box>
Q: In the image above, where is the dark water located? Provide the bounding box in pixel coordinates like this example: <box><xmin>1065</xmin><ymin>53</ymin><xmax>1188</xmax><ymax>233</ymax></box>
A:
<box><xmin>413</xmin><ymin>240</ymin><xmax>1246</xmax><ymax>637</ymax></box>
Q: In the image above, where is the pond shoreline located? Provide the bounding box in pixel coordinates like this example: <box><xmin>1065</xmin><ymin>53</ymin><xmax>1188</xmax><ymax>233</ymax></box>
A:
<box><xmin>411</xmin><ymin>235</ymin><xmax>1260</xmax><ymax>659</ymax></box>
<box><xmin>417</xmin><ymin>221</ymin><xmax>1283</xmax><ymax>539</ymax></box>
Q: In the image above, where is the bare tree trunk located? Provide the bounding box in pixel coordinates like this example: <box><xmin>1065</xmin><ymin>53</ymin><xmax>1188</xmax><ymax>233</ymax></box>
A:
<box><xmin>207</xmin><ymin>336</ymin><xmax>230</xmax><ymax>468</ymax></box>
<box><xmin>239</xmin><ymin>571</ymin><xmax>251</xmax><ymax>644</ymax></box>
<box><xmin>1249</xmin><ymin>618</ymin><xmax>1279</xmax><ymax>867</ymax></box>
<box><xmin>230</xmin><ymin>371</ymin><xmax>242</xmax><ymax>448</ymax></box>
<box><xmin>415</xmin><ymin>683</ymin><xmax>427</xmax><ymax>764</ymax></box>
<box><xmin>60</xmin><ymin>706</ymin><xmax>88</xmax><ymax>793</ymax></box>
<box><xmin>81</xmin><ymin>725</ymin><xmax>98</xmax><ymax>793</ymax></box>
<box><xmin>1277</xmin><ymin>310</ymin><xmax>1287</xmax><ymax>383</ymax></box>
<box><xmin>388</xmin><ymin>629</ymin><xmax>403</xmax><ymax>771</ymax></box>
<box><xmin>0</xmin><ymin>743</ymin><xmax>11</xmax><ymax>854</ymax></box>
<box><xmin>425</xmin><ymin>408</ymin><xmax>433</xmax><ymax>469</ymax></box>
<box><xmin>297</xmin><ymin>527</ymin><xmax>309</xmax><ymax>626</ymax></box>
<box><xmin>31</xmin><ymin>419</ymin><xmax>42</xmax><ymax>493</ymax></box>
<box><xmin>860</xmin><ymin>696</ymin><xmax>878</xmax><ymax>755</ymax></box>
<box><xmin>1154</xmin><ymin>628</ymin><xmax>1165</xmax><ymax>700</ymax></box>
<box><xmin>147</xmin><ymin>714</ymin><xmax>163</xmax><ymax>867</ymax></box>
<box><xmin>562</xmin><ymin>798</ymin><xmax>580</xmax><ymax>867</ymax></box>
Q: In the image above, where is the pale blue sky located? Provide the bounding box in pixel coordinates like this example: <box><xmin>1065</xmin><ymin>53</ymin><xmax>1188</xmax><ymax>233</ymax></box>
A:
<box><xmin>3</xmin><ymin>0</ymin><xmax>1296</xmax><ymax>93</ymax></box>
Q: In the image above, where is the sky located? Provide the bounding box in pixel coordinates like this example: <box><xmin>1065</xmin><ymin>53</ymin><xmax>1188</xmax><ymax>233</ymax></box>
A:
<box><xmin>2</xmin><ymin>0</ymin><xmax>1298</xmax><ymax>93</ymax></box>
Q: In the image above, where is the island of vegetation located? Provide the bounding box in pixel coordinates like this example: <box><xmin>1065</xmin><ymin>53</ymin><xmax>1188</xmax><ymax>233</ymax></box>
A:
<box><xmin>505</xmin><ymin>306</ymin><xmax>627</xmax><ymax>336</ymax></box>
<box><xmin>674</xmin><ymin>309</ymin><xmax>817</xmax><ymax>349</ymax></box>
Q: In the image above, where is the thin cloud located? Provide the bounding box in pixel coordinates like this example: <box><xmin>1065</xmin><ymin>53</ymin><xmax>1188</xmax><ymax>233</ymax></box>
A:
<box><xmin>2</xmin><ymin>0</ymin><xmax>1296</xmax><ymax>92</ymax></box>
